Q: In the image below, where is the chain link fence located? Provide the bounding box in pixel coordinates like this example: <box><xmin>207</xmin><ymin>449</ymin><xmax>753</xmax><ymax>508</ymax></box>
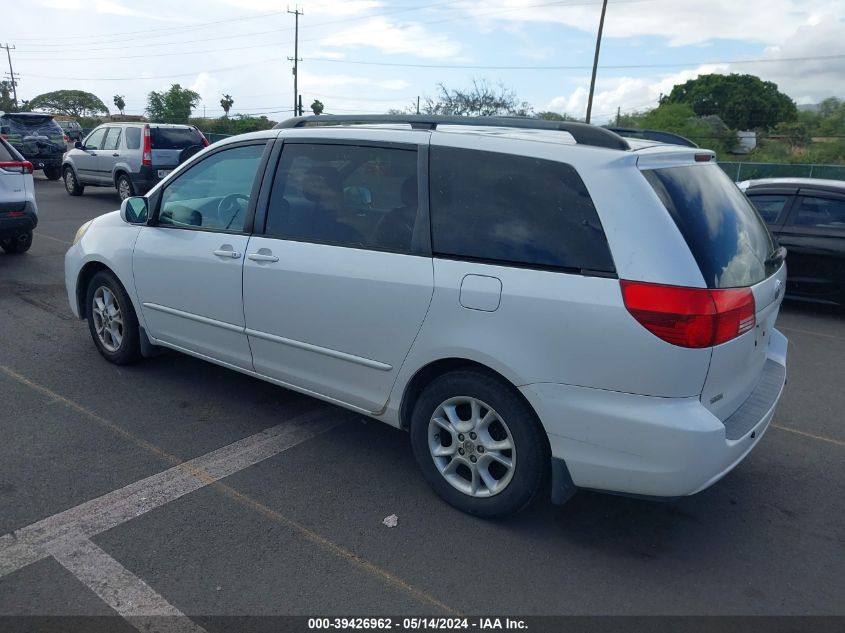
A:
<box><xmin>718</xmin><ymin>161</ymin><xmax>845</xmax><ymax>182</ymax></box>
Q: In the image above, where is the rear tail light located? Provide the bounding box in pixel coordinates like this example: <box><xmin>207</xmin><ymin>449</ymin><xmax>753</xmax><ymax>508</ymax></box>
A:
<box><xmin>142</xmin><ymin>124</ymin><xmax>152</xmax><ymax>166</ymax></box>
<box><xmin>620</xmin><ymin>280</ymin><xmax>755</xmax><ymax>348</ymax></box>
<box><xmin>193</xmin><ymin>126</ymin><xmax>209</xmax><ymax>146</ymax></box>
<box><xmin>64</xmin><ymin>134</ymin><xmax>70</xmax><ymax>143</ymax></box>
<box><xmin>0</xmin><ymin>161</ymin><xmax>34</xmax><ymax>174</ymax></box>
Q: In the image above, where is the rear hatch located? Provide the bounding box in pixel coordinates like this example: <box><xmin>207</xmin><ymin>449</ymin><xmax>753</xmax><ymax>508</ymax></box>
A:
<box><xmin>1</xmin><ymin>113</ymin><xmax>65</xmax><ymax>160</ymax></box>
<box><xmin>641</xmin><ymin>159</ymin><xmax>785</xmax><ymax>421</ymax></box>
<box><xmin>0</xmin><ymin>139</ymin><xmax>29</xmax><ymax>214</ymax></box>
<box><xmin>150</xmin><ymin>126</ymin><xmax>205</xmax><ymax>168</ymax></box>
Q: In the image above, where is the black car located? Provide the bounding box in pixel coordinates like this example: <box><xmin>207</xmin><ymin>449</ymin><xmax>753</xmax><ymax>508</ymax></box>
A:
<box><xmin>56</xmin><ymin>119</ymin><xmax>84</xmax><ymax>142</ymax></box>
<box><xmin>741</xmin><ymin>178</ymin><xmax>845</xmax><ymax>306</ymax></box>
<box><xmin>0</xmin><ymin>112</ymin><xmax>66</xmax><ymax>180</ymax></box>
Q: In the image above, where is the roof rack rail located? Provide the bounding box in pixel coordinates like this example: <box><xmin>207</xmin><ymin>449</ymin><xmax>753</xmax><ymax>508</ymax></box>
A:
<box><xmin>274</xmin><ymin>114</ymin><xmax>630</xmax><ymax>151</ymax></box>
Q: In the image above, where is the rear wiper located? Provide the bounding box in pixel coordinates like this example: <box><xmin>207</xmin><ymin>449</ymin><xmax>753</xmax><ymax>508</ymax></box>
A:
<box><xmin>765</xmin><ymin>246</ymin><xmax>787</xmax><ymax>268</ymax></box>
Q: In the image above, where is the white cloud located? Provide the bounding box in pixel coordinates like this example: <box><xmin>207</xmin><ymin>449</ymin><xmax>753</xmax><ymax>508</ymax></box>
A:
<box><xmin>320</xmin><ymin>16</ymin><xmax>462</xmax><ymax>59</ymax></box>
<box><xmin>463</xmin><ymin>0</ymin><xmax>845</xmax><ymax>47</ymax></box>
<box><xmin>39</xmin><ymin>0</ymin><xmax>81</xmax><ymax>9</ymax></box>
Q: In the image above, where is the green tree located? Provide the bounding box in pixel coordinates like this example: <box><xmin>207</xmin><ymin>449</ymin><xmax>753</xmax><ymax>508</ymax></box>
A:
<box><xmin>619</xmin><ymin>102</ymin><xmax>735</xmax><ymax>154</ymax></box>
<box><xmin>146</xmin><ymin>84</ymin><xmax>201</xmax><ymax>124</ymax></box>
<box><xmin>28</xmin><ymin>90</ymin><xmax>109</xmax><ymax>117</ymax></box>
<box><xmin>311</xmin><ymin>99</ymin><xmax>324</xmax><ymax>115</ymax></box>
<box><xmin>665</xmin><ymin>74</ymin><xmax>796</xmax><ymax>130</ymax></box>
<box><xmin>220</xmin><ymin>93</ymin><xmax>234</xmax><ymax>118</ymax></box>
<box><xmin>773</xmin><ymin>121</ymin><xmax>811</xmax><ymax>151</ymax></box>
<box><xmin>0</xmin><ymin>81</ymin><xmax>14</xmax><ymax>111</ymax></box>
<box><xmin>423</xmin><ymin>79</ymin><xmax>532</xmax><ymax>117</ymax></box>
<box><xmin>113</xmin><ymin>94</ymin><xmax>126</xmax><ymax>116</ymax></box>
<box><xmin>536</xmin><ymin>111</ymin><xmax>577</xmax><ymax>121</ymax></box>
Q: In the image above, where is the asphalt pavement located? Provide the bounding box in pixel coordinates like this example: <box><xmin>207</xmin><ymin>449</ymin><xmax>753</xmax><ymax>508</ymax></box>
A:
<box><xmin>0</xmin><ymin>175</ymin><xmax>843</xmax><ymax>630</ymax></box>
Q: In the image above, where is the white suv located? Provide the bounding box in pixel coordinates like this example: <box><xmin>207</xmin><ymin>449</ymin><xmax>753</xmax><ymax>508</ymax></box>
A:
<box><xmin>64</xmin><ymin>116</ymin><xmax>788</xmax><ymax>517</ymax></box>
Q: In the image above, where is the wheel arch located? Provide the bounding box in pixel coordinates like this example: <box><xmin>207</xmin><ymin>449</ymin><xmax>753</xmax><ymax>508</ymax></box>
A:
<box><xmin>75</xmin><ymin>261</ymin><xmax>112</xmax><ymax>319</ymax></box>
<box><xmin>113</xmin><ymin>168</ymin><xmax>130</xmax><ymax>188</ymax></box>
<box><xmin>398</xmin><ymin>357</ymin><xmax>542</xmax><ymax>434</ymax></box>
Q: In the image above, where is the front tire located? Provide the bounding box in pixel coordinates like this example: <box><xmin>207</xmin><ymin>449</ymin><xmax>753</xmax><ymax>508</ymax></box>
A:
<box><xmin>410</xmin><ymin>369</ymin><xmax>548</xmax><ymax>518</ymax></box>
<box><xmin>0</xmin><ymin>231</ymin><xmax>32</xmax><ymax>254</ymax></box>
<box><xmin>86</xmin><ymin>270</ymin><xmax>141</xmax><ymax>365</ymax></box>
<box><xmin>64</xmin><ymin>166</ymin><xmax>84</xmax><ymax>196</ymax></box>
<box><xmin>116</xmin><ymin>174</ymin><xmax>134</xmax><ymax>201</ymax></box>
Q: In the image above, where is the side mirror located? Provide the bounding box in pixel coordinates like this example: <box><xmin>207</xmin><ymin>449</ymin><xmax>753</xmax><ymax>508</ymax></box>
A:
<box><xmin>120</xmin><ymin>196</ymin><xmax>149</xmax><ymax>225</ymax></box>
<box><xmin>74</xmin><ymin>141</ymin><xmax>84</xmax><ymax>150</ymax></box>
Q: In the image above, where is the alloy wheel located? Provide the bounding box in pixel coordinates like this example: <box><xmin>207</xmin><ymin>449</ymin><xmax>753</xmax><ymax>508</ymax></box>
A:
<box><xmin>92</xmin><ymin>286</ymin><xmax>124</xmax><ymax>352</ymax></box>
<box><xmin>428</xmin><ymin>396</ymin><xmax>516</xmax><ymax>498</ymax></box>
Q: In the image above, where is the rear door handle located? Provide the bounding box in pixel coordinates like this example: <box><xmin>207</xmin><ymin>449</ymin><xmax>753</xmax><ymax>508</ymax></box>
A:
<box><xmin>213</xmin><ymin>249</ymin><xmax>241</xmax><ymax>259</ymax></box>
<box><xmin>112</xmin><ymin>153</ymin><xmax>120</xmax><ymax>157</ymax></box>
<box><xmin>247</xmin><ymin>253</ymin><xmax>279</xmax><ymax>262</ymax></box>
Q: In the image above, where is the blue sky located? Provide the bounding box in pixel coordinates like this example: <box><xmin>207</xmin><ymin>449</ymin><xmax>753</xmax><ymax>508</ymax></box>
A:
<box><xmin>7</xmin><ymin>0</ymin><xmax>845</xmax><ymax>123</ymax></box>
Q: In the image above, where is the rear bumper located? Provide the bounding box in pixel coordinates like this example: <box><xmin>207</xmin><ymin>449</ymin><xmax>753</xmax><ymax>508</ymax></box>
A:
<box><xmin>130</xmin><ymin>166</ymin><xmax>172</xmax><ymax>194</ymax></box>
<box><xmin>28</xmin><ymin>156</ymin><xmax>63</xmax><ymax>170</ymax></box>
<box><xmin>0</xmin><ymin>201</ymin><xmax>38</xmax><ymax>235</ymax></box>
<box><xmin>521</xmin><ymin>329</ymin><xmax>788</xmax><ymax>501</ymax></box>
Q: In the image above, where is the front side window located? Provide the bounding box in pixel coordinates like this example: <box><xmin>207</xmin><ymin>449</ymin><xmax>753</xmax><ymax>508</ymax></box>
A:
<box><xmin>102</xmin><ymin>127</ymin><xmax>122</xmax><ymax>152</ymax></box>
<box><xmin>747</xmin><ymin>194</ymin><xmax>790</xmax><ymax>224</ymax></box>
<box><xmin>266</xmin><ymin>143</ymin><xmax>419</xmax><ymax>252</ymax></box>
<box><xmin>84</xmin><ymin>128</ymin><xmax>106</xmax><ymax>150</ymax></box>
<box><xmin>794</xmin><ymin>196</ymin><xmax>845</xmax><ymax>229</ymax></box>
<box><xmin>158</xmin><ymin>143</ymin><xmax>266</xmax><ymax>232</ymax></box>
<box><xmin>429</xmin><ymin>146</ymin><xmax>615</xmax><ymax>273</ymax></box>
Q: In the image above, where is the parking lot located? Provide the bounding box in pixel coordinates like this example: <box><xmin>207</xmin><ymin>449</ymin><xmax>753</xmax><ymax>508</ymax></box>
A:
<box><xmin>0</xmin><ymin>175</ymin><xmax>843</xmax><ymax>628</ymax></box>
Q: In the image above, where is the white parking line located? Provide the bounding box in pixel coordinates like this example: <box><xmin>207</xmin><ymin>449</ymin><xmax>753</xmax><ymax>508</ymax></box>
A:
<box><xmin>35</xmin><ymin>232</ymin><xmax>72</xmax><ymax>246</ymax></box>
<box><xmin>50</xmin><ymin>537</ymin><xmax>208</xmax><ymax>633</ymax></box>
<box><xmin>0</xmin><ymin>407</ymin><xmax>352</xmax><ymax>580</ymax></box>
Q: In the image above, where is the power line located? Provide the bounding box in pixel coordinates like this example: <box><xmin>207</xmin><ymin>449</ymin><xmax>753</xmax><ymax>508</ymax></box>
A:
<box><xmin>304</xmin><ymin>52</ymin><xmax>845</xmax><ymax>70</ymax></box>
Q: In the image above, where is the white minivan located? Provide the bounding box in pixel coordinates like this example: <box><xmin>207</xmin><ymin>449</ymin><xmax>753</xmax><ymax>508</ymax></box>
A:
<box><xmin>65</xmin><ymin>116</ymin><xmax>788</xmax><ymax>517</ymax></box>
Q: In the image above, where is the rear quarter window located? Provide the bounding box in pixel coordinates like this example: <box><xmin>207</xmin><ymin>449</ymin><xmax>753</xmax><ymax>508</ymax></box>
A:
<box><xmin>124</xmin><ymin>127</ymin><xmax>141</xmax><ymax>150</ymax></box>
<box><xmin>0</xmin><ymin>139</ymin><xmax>15</xmax><ymax>162</ymax></box>
<box><xmin>644</xmin><ymin>164</ymin><xmax>775</xmax><ymax>288</ymax></box>
<box><xmin>429</xmin><ymin>146</ymin><xmax>615</xmax><ymax>274</ymax></box>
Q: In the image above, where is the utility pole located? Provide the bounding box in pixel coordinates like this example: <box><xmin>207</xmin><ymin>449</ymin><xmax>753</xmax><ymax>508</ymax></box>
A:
<box><xmin>416</xmin><ymin>96</ymin><xmax>420</xmax><ymax>115</ymax></box>
<box><xmin>287</xmin><ymin>7</ymin><xmax>303</xmax><ymax>116</ymax></box>
<box><xmin>1</xmin><ymin>43</ymin><xmax>19</xmax><ymax>109</ymax></box>
<box><xmin>616</xmin><ymin>106</ymin><xmax>621</xmax><ymax>126</ymax></box>
<box><xmin>585</xmin><ymin>0</ymin><xmax>608</xmax><ymax>124</ymax></box>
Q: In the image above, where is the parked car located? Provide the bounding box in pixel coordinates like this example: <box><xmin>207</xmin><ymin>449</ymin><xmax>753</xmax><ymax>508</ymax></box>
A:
<box><xmin>0</xmin><ymin>136</ymin><xmax>37</xmax><ymax>254</ymax></box>
<box><xmin>0</xmin><ymin>111</ymin><xmax>65</xmax><ymax>180</ymax></box>
<box><xmin>56</xmin><ymin>119</ymin><xmax>84</xmax><ymax>142</ymax></box>
<box><xmin>739</xmin><ymin>177</ymin><xmax>845</xmax><ymax>306</ymax></box>
<box><xmin>65</xmin><ymin>115</ymin><xmax>788</xmax><ymax>517</ymax></box>
<box><xmin>62</xmin><ymin>123</ymin><xmax>208</xmax><ymax>200</ymax></box>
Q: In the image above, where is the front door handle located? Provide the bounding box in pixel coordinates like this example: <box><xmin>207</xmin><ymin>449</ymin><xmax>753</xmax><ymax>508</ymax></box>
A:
<box><xmin>213</xmin><ymin>249</ymin><xmax>241</xmax><ymax>259</ymax></box>
<box><xmin>112</xmin><ymin>153</ymin><xmax>120</xmax><ymax>157</ymax></box>
<box><xmin>247</xmin><ymin>252</ymin><xmax>279</xmax><ymax>263</ymax></box>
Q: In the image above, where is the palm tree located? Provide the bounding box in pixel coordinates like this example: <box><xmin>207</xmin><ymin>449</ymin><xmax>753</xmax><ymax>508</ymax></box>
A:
<box><xmin>220</xmin><ymin>94</ymin><xmax>234</xmax><ymax>118</ymax></box>
<box><xmin>113</xmin><ymin>94</ymin><xmax>126</xmax><ymax>116</ymax></box>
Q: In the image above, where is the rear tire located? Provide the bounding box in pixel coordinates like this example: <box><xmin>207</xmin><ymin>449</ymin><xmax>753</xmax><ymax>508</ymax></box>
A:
<box><xmin>85</xmin><ymin>270</ymin><xmax>141</xmax><ymax>365</ymax></box>
<box><xmin>116</xmin><ymin>174</ymin><xmax>134</xmax><ymax>201</ymax></box>
<box><xmin>1</xmin><ymin>231</ymin><xmax>32</xmax><ymax>254</ymax></box>
<box><xmin>43</xmin><ymin>166</ymin><xmax>61</xmax><ymax>181</ymax></box>
<box><xmin>64</xmin><ymin>166</ymin><xmax>84</xmax><ymax>196</ymax></box>
<box><xmin>409</xmin><ymin>369</ymin><xmax>548</xmax><ymax>518</ymax></box>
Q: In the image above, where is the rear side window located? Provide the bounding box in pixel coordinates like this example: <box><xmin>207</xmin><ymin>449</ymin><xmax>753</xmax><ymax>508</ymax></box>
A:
<box><xmin>125</xmin><ymin>127</ymin><xmax>141</xmax><ymax>150</ymax></box>
<box><xmin>747</xmin><ymin>194</ymin><xmax>790</xmax><ymax>224</ymax></box>
<box><xmin>429</xmin><ymin>147</ymin><xmax>615</xmax><ymax>273</ymax></box>
<box><xmin>151</xmin><ymin>127</ymin><xmax>203</xmax><ymax>150</ymax></box>
<box><xmin>794</xmin><ymin>196</ymin><xmax>845</xmax><ymax>229</ymax></box>
<box><xmin>644</xmin><ymin>164</ymin><xmax>775</xmax><ymax>288</ymax></box>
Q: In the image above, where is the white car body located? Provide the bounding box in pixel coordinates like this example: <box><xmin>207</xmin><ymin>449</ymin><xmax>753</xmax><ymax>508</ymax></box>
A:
<box><xmin>65</xmin><ymin>120</ymin><xmax>787</xmax><ymax>508</ymax></box>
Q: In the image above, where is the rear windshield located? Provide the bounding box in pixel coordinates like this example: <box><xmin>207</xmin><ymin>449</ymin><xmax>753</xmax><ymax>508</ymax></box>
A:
<box><xmin>151</xmin><ymin>127</ymin><xmax>203</xmax><ymax>150</ymax></box>
<box><xmin>643</xmin><ymin>164</ymin><xmax>775</xmax><ymax>288</ymax></box>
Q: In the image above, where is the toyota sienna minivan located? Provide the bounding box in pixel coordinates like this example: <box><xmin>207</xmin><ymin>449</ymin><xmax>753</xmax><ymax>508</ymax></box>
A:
<box><xmin>65</xmin><ymin>115</ymin><xmax>788</xmax><ymax>517</ymax></box>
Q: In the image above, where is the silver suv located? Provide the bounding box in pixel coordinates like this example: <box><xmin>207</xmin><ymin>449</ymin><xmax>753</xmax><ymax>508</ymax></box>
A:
<box><xmin>65</xmin><ymin>115</ymin><xmax>788</xmax><ymax>517</ymax></box>
<box><xmin>62</xmin><ymin>123</ymin><xmax>207</xmax><ymax>200</ymax></box>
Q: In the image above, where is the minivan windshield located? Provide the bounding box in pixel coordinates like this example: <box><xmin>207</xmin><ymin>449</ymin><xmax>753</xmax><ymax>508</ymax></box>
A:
<box><xmin>643</xmin><ymin>164</ymin><xmax>776</xmax><ymax>288</ymax></box>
